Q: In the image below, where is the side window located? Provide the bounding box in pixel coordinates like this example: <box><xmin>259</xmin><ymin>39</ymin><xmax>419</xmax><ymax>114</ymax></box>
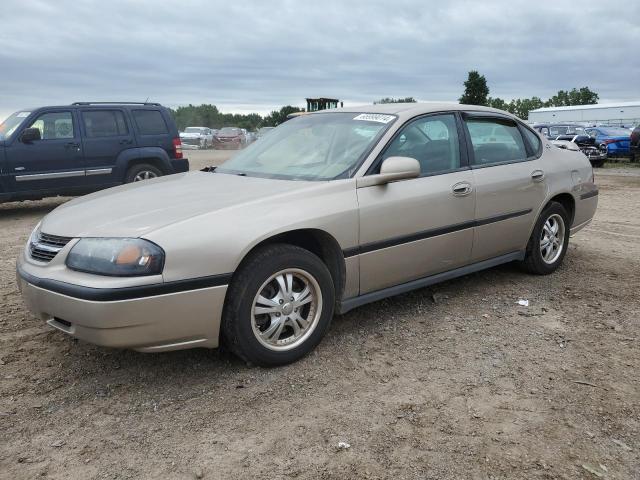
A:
<box><xmin>522</xmin><ymin>127</ymin><xmax>542</xmax><ymax>155</ymax></box>
<box><xmin>132</xmin><ymin>110</ymin><xmax>168</xmax><ymax>135</ymax></box>
<box><xmin>28</xmin><ymin>112</ymin><xmax>74</xmax><ymax>140</ymax></box>
<box><xmin>82</xmin><ymin>110</ymin><xmax>128</xmax><ymax>138</ymax></box>
<box><xmin>465</xmin><ymin>118</ymin><xmax>528</xmax><ymax>166</ymax></box>
<box><xmin>382</xmin><ymin>114</ymin><xmax>460</xmax><ymax>175</ymax></box>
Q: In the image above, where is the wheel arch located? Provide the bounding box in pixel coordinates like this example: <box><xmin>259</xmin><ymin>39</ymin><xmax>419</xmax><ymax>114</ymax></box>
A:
<box><xmin>232</xmin><ymin>228</ymin><xmax>347</xmax><ymax>310</ymax></box>
<box><xmin>115</xmin><ymin>147</ymin><xmax>173</xmax><ymax>181</ymax></box>
<box><xmin>546</xmin><ymin>192</ymin><xmax>576</xmax><ymax>226</ymax></box>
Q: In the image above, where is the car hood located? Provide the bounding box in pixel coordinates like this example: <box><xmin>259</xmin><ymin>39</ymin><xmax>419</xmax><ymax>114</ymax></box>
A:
<box><xmin>40</xmin><ymin>172</ymin><xmax>316</xmax><ymax>238</ymax></box>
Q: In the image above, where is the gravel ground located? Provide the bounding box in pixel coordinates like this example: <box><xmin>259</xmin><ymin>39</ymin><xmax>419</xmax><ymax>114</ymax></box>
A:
<box><xmin>0</xmin><ymin>156</ymin><xmax>638</xmax><ymax>480</ymax></box>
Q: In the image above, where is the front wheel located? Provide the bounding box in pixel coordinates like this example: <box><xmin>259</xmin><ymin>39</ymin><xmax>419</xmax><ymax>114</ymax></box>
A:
<box><xmin>519</xmin><ymin>202</ymin><xmax>570</xmax><ymax>275</ymax></box>
<box><xmin>222</xmin><ymin>244</ymin><xmax>335</xmax><ymax>366</ymax></box>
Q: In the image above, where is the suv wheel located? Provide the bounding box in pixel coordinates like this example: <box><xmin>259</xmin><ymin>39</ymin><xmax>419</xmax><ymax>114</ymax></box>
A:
<box><xmin>222</xmin><ymin>244</ymin><xmax>335</xmax><ymax>366</ymax></box>
<box><xmin>125</xmin><ymin>163</ymin><xmax>163</xmax><ymax>183</ymax></box>
<box><xmin>520</xmin><ymin>202</ymin><xmax>570</xmax><ymax>275</ymax></box>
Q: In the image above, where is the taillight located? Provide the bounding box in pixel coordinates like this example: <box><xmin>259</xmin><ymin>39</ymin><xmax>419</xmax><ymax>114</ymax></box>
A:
<box><xmin>173</xmin><ymin>137</ymin><xmax>183</xmax><ymax>159</ymax></box>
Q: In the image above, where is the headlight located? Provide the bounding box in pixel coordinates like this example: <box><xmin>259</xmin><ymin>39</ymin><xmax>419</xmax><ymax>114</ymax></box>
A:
<box><xmin>66</xmin><ymin>238</ymin><xmax>164</xmax><ymax>276</ymax></box>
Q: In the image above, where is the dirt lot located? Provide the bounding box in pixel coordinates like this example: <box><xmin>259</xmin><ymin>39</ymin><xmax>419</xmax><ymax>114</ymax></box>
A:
<box><xmin>1</xmin><ymin>155</ymin><xmax>638</xmax><ymax>480</ymax></box>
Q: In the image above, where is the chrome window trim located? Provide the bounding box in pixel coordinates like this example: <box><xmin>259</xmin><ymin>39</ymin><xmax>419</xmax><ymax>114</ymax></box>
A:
<box><xmin>16</xmin><ymin>170</ymin><xmax>85</xmax><ymax>182</ymax></box>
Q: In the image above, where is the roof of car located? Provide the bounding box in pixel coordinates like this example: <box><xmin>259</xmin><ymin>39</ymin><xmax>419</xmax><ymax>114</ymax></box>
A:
<box><xmin>314</xmin><ymin>102</ymin><xmax>512</xmax><ymax>119</ymax></box>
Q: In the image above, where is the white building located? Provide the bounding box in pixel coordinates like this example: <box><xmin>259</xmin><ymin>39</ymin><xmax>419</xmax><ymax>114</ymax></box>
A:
<box><xmin>528</xmin><ymin>102</ymin><xmax>640</xmax><ymax>127</ymax></box>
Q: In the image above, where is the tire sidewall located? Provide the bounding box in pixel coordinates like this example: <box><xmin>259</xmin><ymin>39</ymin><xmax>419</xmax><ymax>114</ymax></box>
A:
<box><xmin>125</xmin><ymin>164</ymin><xmax>162</xmax><ymax>183</ymax></box>
<box><xmin>528</xmin><ymin>203</ymin><xmax>570</xmax><ymax>274</ymax></box>
<box><xmin>224</xmin><ymin>246</ymin><xmax>335</xmax><ymax>366</ymax></box>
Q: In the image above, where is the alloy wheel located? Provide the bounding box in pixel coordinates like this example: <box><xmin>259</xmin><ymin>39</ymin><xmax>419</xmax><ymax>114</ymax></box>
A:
<box><xmin>540</xmin><ymin>213</ymin><xmax>565</xmax><ymax>264</ymax></box>
<box><xmin>251</xmin><ymin>268</ymin><xmax>322</xmax><ymax>351</ymax></box>
<box><xmin>133</xmin><ymin>170</ymin><xmax>158</xmax><ymax>182</ymax></box>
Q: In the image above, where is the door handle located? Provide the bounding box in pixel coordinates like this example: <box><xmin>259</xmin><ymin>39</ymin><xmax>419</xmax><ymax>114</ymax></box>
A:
<box><xmin>531</xmin><ymin>170</ymin><xmax>545</xmax><ymax>182</ymax></box>
<box><xmin>119</xmin><ymin>139</ymin><xmax>132</xmax><ymax>145</ymax></box>
<box><xmin>65</xmin><ymin>142</ymin><xmax>81</xmax><ymax>150</ymax></box>
<box><xmin>452</xmin><ymin>181</ymin><xmax>473</xmax><ymax>196</ymax></box>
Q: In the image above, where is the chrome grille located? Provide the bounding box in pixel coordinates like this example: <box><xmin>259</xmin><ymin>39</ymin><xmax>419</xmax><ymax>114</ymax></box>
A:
<box><xmin>29</xmin><ymin>231</ymin><xmax>73</xmax><ymax>263</ymax></box>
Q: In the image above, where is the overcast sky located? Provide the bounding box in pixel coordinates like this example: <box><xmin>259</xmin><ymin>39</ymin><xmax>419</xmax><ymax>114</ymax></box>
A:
<box><xmin>1</xmin><ymin>0</ymin><xmax>639</xmax><ymax>119</ymax></box>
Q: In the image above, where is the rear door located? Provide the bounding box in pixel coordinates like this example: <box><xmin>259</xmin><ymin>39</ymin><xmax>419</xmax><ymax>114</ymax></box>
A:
<box><xmin>463</xmin><ymin>114</ymin><xmax>547</xmax><ymax>262</ymax></box>
<box><xmin>5</xmin><ymin>110</ymin><xmax>85</xmax><ymax>193</ymax></box>
<box><xmin>79</xmin><ymin>108</ymin><xmax>133</xmax><ymax>187</ymax></box>
<box><xmin>356</xmin><ymin>112</ymin><xmax>475</xmax><ymax>294</ymax></box>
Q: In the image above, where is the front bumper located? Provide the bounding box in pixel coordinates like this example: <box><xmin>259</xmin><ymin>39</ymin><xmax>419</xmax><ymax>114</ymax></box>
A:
<box><xmin>17</xmin><ymin>257</ymin><xmax>227</xmax><ymax>352</ymax></box>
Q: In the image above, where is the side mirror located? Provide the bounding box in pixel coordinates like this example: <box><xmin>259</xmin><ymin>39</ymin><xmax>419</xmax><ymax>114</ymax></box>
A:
<box><xmin>357</xmin><ymin>156</ymin><xmax>420</xmax><ymax>188</ymax></box>
<box><xmin>20</xmin><ymin>127</ymin><xmax>41</xmax><ymax>143</ymax></box>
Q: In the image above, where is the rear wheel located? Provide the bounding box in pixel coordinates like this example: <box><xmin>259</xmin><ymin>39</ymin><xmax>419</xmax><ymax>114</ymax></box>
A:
<box><xmin>125</xmin><ymin>163</ymin><xmax>163</xmax><ymax>183</ymax></box>
<box><xmin>222</xmin><ymin>244</ymin><xmax>335</xmax><ymax>366</ymax></box>
<box><xmin>519</xmin><ymin>202</ymin><xmax>570</xmax><ymax>275</ymax></box>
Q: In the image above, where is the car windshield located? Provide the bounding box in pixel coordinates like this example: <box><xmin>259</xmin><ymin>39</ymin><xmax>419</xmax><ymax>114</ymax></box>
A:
<box><xmin>0</xmin><ymin>111</ymin><xmax>31</xmax><ymax>140</ymax></box>
<box><xmin>549</xmin><ymin>125</ymin><xmax>585</xmax><ymax>136</ymax></box>
<box><xmin>599</xmin><ymin>128</ymin><xmax>630</xmax><ymax>136</ymax></box>
<box><xmin>216</xmin><ymin>112</ymin><xmax>395</xmax><ymax>181</ymax></box>
<box><xmin>184</xmin><ymin>127</ymin><xmax>205</xmax><ymax>133</ymax></box>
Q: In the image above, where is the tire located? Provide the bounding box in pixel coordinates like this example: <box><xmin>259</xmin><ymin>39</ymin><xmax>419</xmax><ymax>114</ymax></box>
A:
<box><xmin>519</xmin><ymin>202</ymin><xmax>570</xmax><ymax>275</ymax></box>
<box><xmin>591</xmin><ymin>159</ymin><xmax>605</xmax><ymax>168</ymax></box>
<box><xmin>222</xmin><ymin>243</ymin><xmax>335</xmax><ymax>367</ymax></box>
<box><xmin>125</xmin><ymin>163</ymin><xmax>163</xmax><ymax>183</ymax></box>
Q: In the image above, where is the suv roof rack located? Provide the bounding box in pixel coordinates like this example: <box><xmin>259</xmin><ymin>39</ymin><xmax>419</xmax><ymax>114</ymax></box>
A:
<box><xmin>71</xmin><ymin>102</ymin><xmax>162</xmax><ymax>106</ymax></box>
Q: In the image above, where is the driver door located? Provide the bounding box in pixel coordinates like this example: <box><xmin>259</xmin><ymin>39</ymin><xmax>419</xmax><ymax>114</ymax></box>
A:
<box><xmin>5</xmin><ymin>110</ymin><xmax>85</xmax><ymax>193</ymax></box>
<box><xmin>356</xmin><ymin>113</ymin><xmax>475</xmax><ymax>294</ymax></box>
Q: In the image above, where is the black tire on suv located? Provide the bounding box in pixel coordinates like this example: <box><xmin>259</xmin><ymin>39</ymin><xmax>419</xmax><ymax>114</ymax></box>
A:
<box><xmin>520</xmin><ymin>201</ymin><xmax>571</xmax><ymax>275</ymax></box>
<box><xmin>125</xmin><ymin>163</ymin><xmax>163</xmax><ymax>183</ymax></box>
<box><xmin>222</xmin><ymin>243</ymin><xmax>335</xmax><ymax>366</ymax></box>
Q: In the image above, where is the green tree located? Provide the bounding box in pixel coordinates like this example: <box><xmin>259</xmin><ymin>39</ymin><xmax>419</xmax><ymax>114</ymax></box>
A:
<box><xmin>487</xmin><ymin>97</ymin><xmax>508</xmax><ymax>111</ymax></box>
<box><xmin>459</xmin><ymin>71</ymin><xmax>489</xmax><ymax>106</ymax></box>
<box><xmin>546</xmin><ymin>87</ymin><xmax>599</xmax><ymax>107</ymax></box>
<box><xmin>262</xmin><ymin>106</ymin><xmax>305</xmax><ymax>127</ymax></box>
<box><xmin>374</xmin><ymin>97</ymin><xmax>417</xmax><ymax>104</ymax></box>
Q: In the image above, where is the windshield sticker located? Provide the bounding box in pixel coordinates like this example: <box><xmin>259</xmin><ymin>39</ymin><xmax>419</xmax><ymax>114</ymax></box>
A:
<box><xmin>16</xmin><ymin>112</ymin><xmax>30</xmax><ymax>118</ymax></box>
<box><xmin>353</xmin><ymin>113</ymin><xmax>395</xmax><ymax>124</ymax></box>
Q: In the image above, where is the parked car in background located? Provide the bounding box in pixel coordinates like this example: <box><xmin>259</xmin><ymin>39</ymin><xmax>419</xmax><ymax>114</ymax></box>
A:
<box><xmin>630</xmin><ymin>125</ymin><xmax>640</xmax><ymax>162</ymax></box>
<box><xmin>0</xmin><ymin>102</ymin><xmax>188</xmax><ymax>203</ymax></box>
<box><xmin>179</xmin><ymin>126</ymin><xmax>213</xmax><ymax>150</ymax></box>
<box><xmin>17</xmin><ymin>103</ymin><xmax>597</xmax><ymax>366</ymax></box>
<box><xmin>245</xmin><ymin>131</ymin><xmax>257</xmax><ymax>144</ymax></box>
<box><xmin>584</xmin><ymin>126</ymin><xmax>631</xmax><ymax>157</ymax></box>
<box><xmin>257</xmin><ymin>127</ymin><xmax>275</xmax><ymax>139</ymax></box>
<box><xmin>533</xmin><ymin>123</ymin><xmax>607</xmax><ymax>167</ymax></box>
<box><xmin>212</xmin><ymin>127</ymin><xmax>246</xmax><ymax>149</ymax></box>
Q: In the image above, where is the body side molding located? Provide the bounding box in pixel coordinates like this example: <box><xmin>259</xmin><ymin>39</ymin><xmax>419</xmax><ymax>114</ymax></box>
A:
<box><xmin>338</xmin><ymin>251</ymin><xmax>525</xmax><ymax>314</ymax></box>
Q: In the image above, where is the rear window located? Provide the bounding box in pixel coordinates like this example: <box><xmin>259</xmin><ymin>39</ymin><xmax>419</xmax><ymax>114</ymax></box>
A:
<box><xmin>599</xmin><ymin>128</ymin><xmax>631</xmax><ymax>136</ymax></box>
<box><xmin>82</xmin><ymin>110</ymin><xmax>128</xmax><ymax>137</ymax></box>
<box><xmin>522</xmin><ymin>127</ymin><xmax>542</xmax><ymax>154</ymax></box>
<box><xmin>132</xmin><ymin>110</ymin><xmax>168</xmax><ymax>135</ymax></box>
